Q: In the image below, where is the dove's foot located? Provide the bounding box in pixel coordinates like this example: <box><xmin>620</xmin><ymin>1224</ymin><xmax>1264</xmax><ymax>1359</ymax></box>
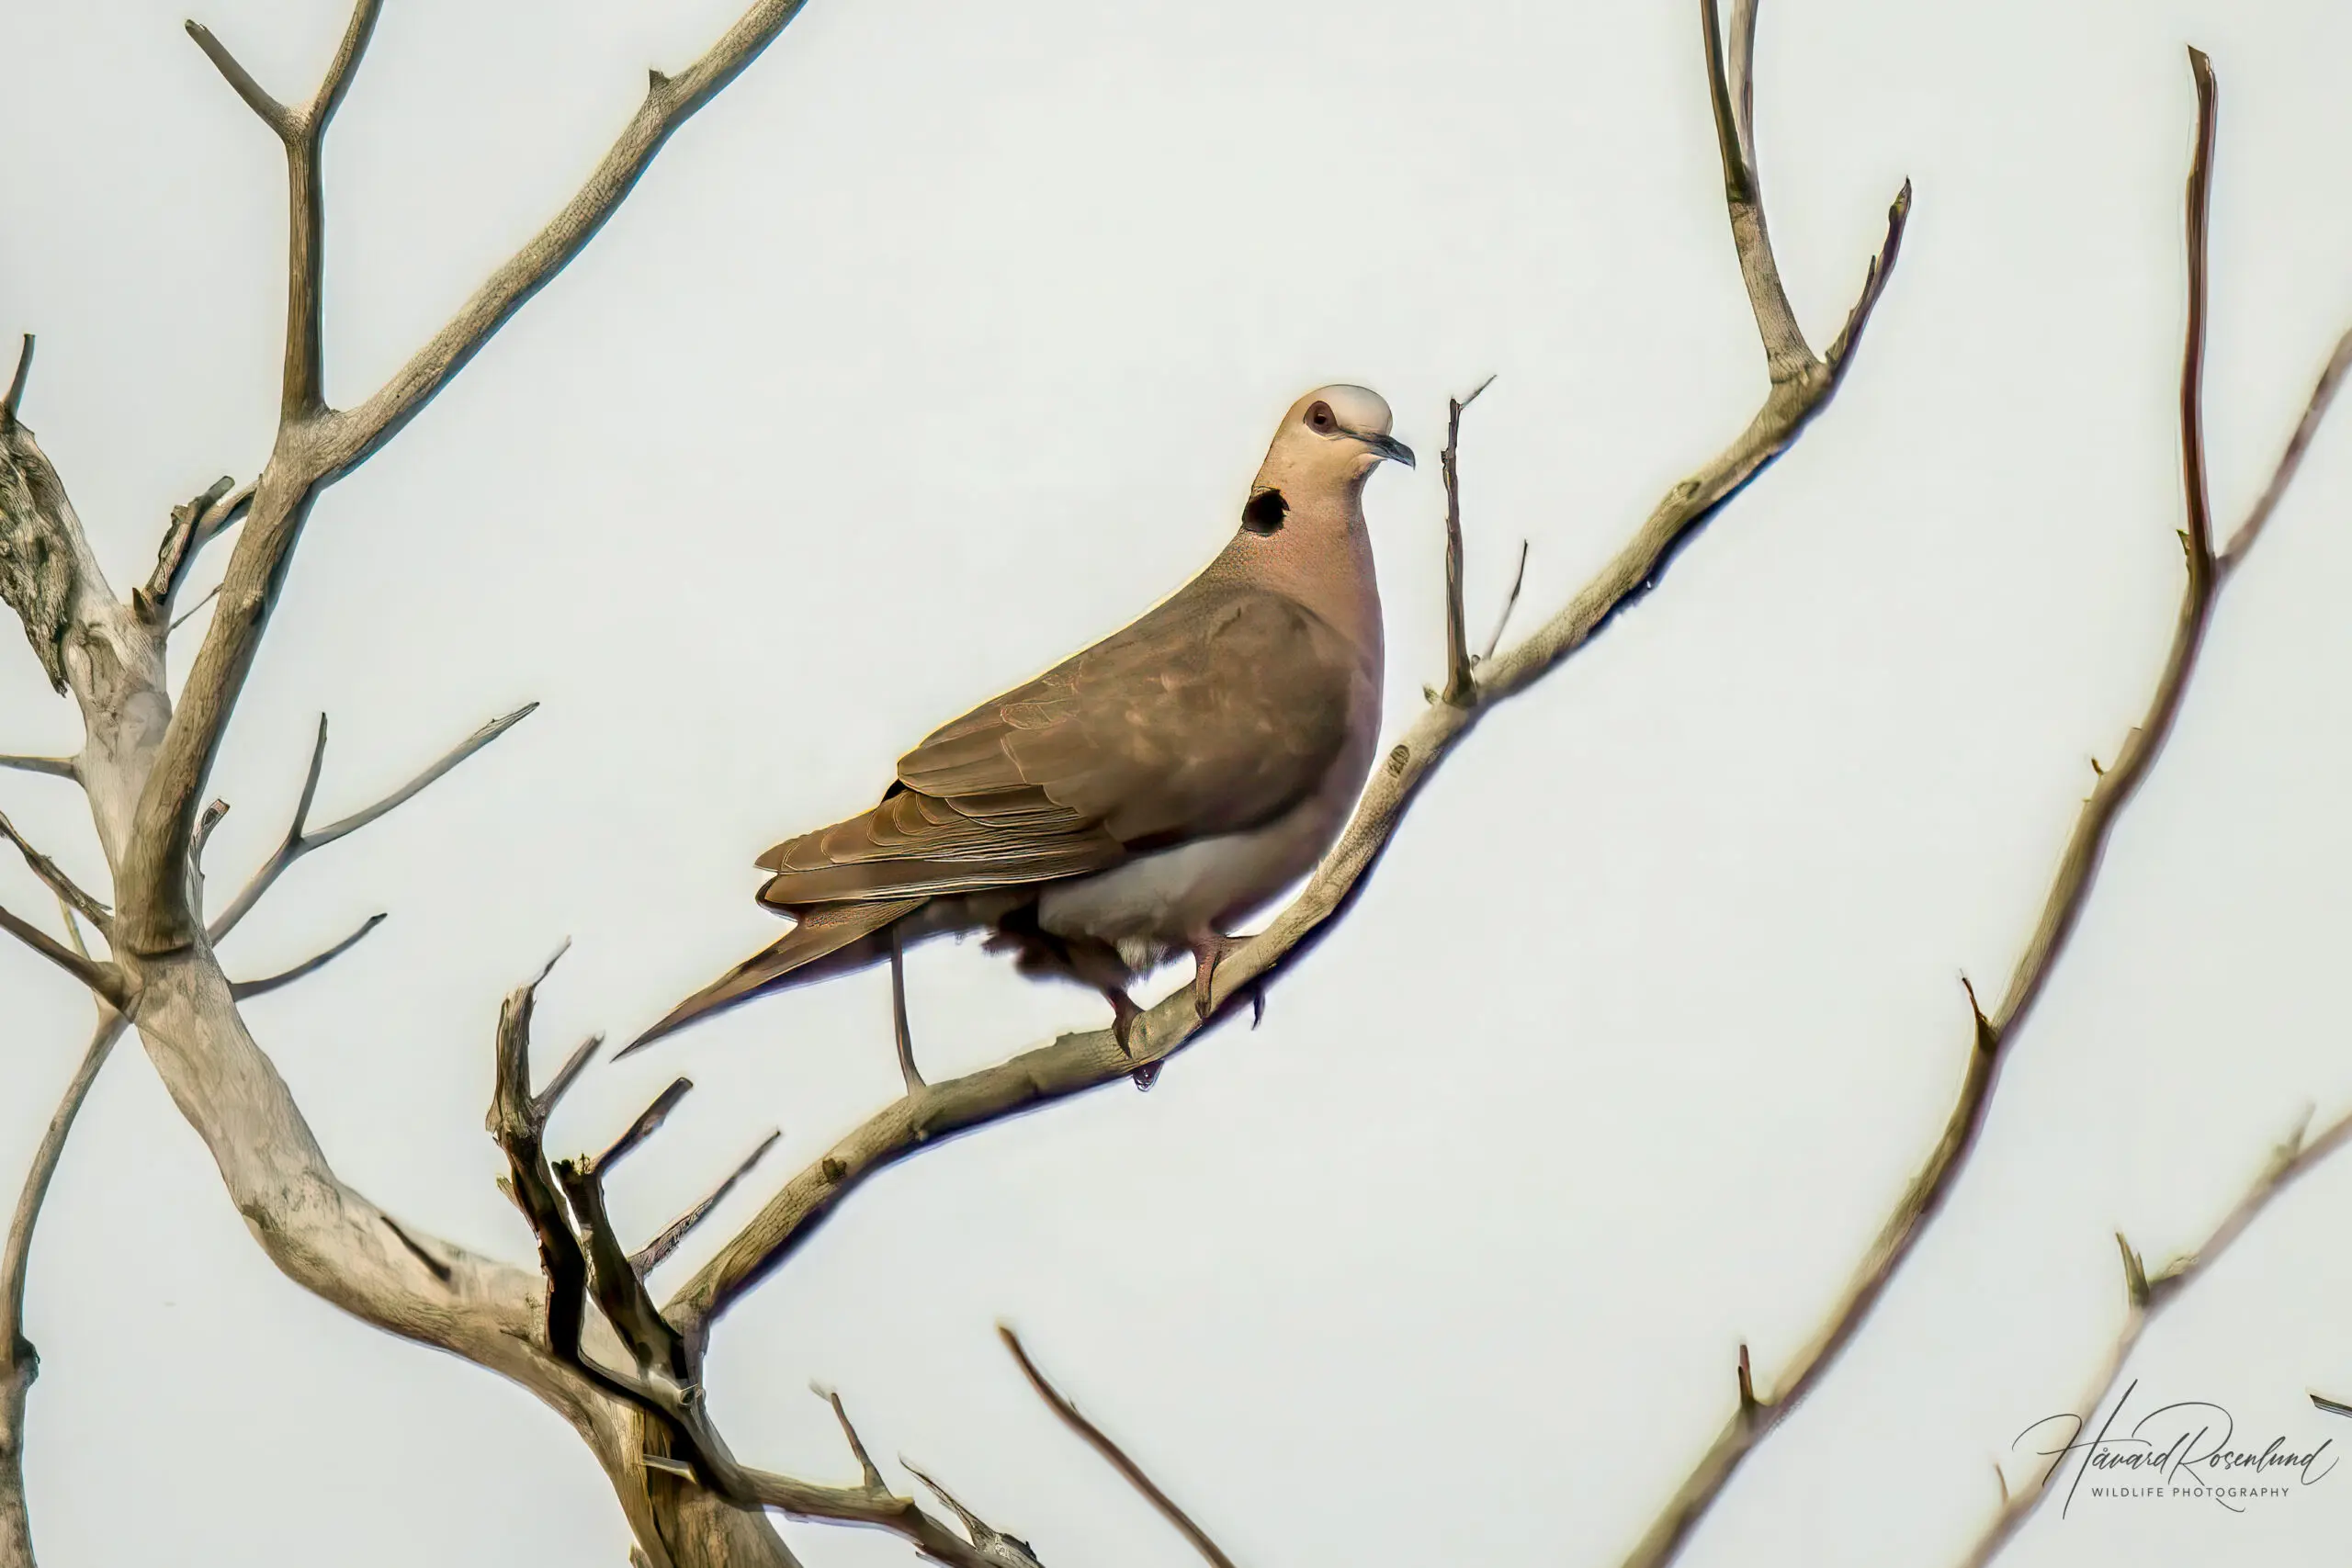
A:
<box><xmin>1186</xmin><ymin>930</ymin><xmax>1246</xmax><ymax>1021</ymax></box>
<box><xmin>1101</xmin><ymin>987</ymin><xmax>1144</xmax><ymax>1055</ymax></box>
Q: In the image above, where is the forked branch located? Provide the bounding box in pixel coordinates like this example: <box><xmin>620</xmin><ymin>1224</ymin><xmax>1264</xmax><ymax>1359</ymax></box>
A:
<box><xmin>208</xmin><ymin>705</ymin><xmax>535</xmax><ymax>940</ymax></box>
<box><xmin>486</xmin><ymin>965</ymin><xmax>1027</xmax><ymax>1567</ymax></box>
<box><xmin>1613</xmin><ymin>46</ymin><xmax>2352</xmax><ymax>1568</ymax></box>
<box><xmin>119</xmin><ymin>0</ymin><xmax>818</xmax><ymax>953</ymax></box>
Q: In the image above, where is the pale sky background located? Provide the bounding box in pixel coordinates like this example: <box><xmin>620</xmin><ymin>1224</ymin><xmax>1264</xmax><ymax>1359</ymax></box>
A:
<box><xmin>5</xmin><ymin>1</ymin><xmax>2352</xmax><ymax>1564</ymax></box>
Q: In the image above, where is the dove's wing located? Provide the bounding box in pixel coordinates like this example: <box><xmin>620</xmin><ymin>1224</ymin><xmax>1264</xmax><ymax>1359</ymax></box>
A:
<box><xmin>754</xmin><ymin>587</ymin><xmax>1361</xmax><ymax>908</ymax></box>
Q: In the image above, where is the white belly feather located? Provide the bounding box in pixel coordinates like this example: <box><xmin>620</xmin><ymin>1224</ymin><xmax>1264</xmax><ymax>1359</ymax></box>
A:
<box><xmin>1036</xmin><ymin>803</ymin><xmax>1334</xmax><ymax>971</ymax></box>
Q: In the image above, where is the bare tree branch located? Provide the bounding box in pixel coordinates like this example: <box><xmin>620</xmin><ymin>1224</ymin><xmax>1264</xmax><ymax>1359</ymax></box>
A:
<box><xmin>2</xmin><ymin>1013</ymin><xmax>127</xmax><ymax>1568</ymax></box>
<box><xmin>633</xmin><ymin>1131</ymin><xmax>779</xmax><ymax>1276</ymax></box>
<box><xmin>185</xmin><ymin>23</ymin><xmax>297</xmax><ymax>140</ymax></box>
<box><xmin>138</xmin><ymin>475</ymin><xmax>249</xmax><ymax>624</ymax></box>
<box><xmin>0</xmin><ymin>809</ymin><xmax>109</xmax><ymax>931</ymax></box>
<box><xmin>537</xmin><ymin>1032</ymin><xmax>606</xmax><ymax>1124</ymax></box>
<box><xmin>168</xmin><ymin>583</ymin><xmax>222</xmax><ymax>635</ymax></box>
<box><xmin>1958</xmin><ymin>1104</ymin><xmax>2352</xmax><ymax>1566</ymax></box>
<box><xmin>0</xmin><ymin>759</ymin><xmax>73</xmax><ymax>783</ymax></box>
<box><xmin>116</xmin><ymin>0</ymin><xmax>815</xmax><ymax>955</ymax></box>
<box><xmin>228</xmin><ymin>909</ymin><xmax>386</xmax><ymax>1000</ymax></box>
<box><xmin>2178</xmin><ymin>48</ymin><xmax>2219</xmax><ymax>571</ymax></box>
<box><xmin>487</xmin><ymin>971</ymin><xmax>1019</xmax><ymax>1567</ymax></box>
<box><xmin>1477</xmin><ymin>538</ymin><xmax>1530</xmax><ymax>663</ymax></box>
<box><xmin>328</xmin><ymin>0</ymin><xmax>817</xmax><ymax>475</ymax></box>
<box><xmin>669</xmin><ymin>0</ymin><xmax>1910</xmax><ymax>1345</ymax></box>
<box><xmin>1438</xmin><ymin>375</ymin><xmax>1496</xmax><ymax>705</ymax></box>
<box><xmin>1702</xmin><ymin>0</ymin><xmax>1809</xmax><ymax>380</ymax></box>
<box><xmin>1611</xmin><ymin>46</ymin><xmax>2352</xmax><ymax>1568</ymax></box>
<box><xmin>208</xmin><ymin>704</ymin><xmax>536</xmax><ymax>940</ymax></box>
<box><xmin>0</xmin><ymin>901</ymin><xmax>123</xmax><ymax>1004</ymax></box>
<box><xmin>902</xmin><ymin>1461</ymin><xmax>1046</xmax><ymax>1568</ymax></box>
<box><xmin>590</xmin><ymin>1077</ymin><xmax>694</xmax><ymax>1179</ymax></box>
<box><xmin>0</xmin><ymin>337</ymin><xmax>30</xmax><ymax>432</ymax></box>
<box><xmin>2222</xmin><ymin>326</ymin><xmax>2352</xmax><ymax>566</ymax></box>
<box><xmin>1001</xmin><ymin>1325</ymin><xmax>1237</xmax><ymax>1568</ymax></box>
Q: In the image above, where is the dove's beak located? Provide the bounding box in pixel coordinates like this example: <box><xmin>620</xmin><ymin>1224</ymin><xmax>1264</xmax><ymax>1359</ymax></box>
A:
<box><xmin>1354</xmin><ymin>431</ymin><xmax>1416</xmax><ymax>468</ymax></box>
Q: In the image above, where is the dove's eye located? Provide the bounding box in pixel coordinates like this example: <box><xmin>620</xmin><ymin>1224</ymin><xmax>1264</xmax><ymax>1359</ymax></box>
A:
<box><xmin>1306</xmin><ymin>401</ymin><xmax>1335</xmax><ymax>431</ymax></box>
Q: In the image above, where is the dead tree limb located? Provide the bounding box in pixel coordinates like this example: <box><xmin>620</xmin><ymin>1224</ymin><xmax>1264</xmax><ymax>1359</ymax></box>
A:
<box><xmin>0</xmin><ymin>1011</ymin><xmax>127</xmax><ymax>1568</ymax></box>
<box><xmin>1611</xmin><ymin>46</ymin><xmax>2352</xmax><ymax>1568</ymax></box>
<box><xmin>0</xmin><ymin>1</ymin><xmax>829</xmax><ymax>1562</ymax></box>
<box><xmin>487</xmin><ymin>967</ymin><xmax>1027</xmax><ymax>1567</ymax></box>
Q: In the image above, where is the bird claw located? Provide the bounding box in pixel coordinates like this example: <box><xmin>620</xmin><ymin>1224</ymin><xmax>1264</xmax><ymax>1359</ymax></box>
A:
<box><xmin>1104</xmin><ymin>989</ymin><xmax>1144</xmax><ymax>1056</ymax></box>
<box><xmin>1187</xmin><ymin>931</ymin><xmax>1244</xmax><ymax>1022</ymax></box>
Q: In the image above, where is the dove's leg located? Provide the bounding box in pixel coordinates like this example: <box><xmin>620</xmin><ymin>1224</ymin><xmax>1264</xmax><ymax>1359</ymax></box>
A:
<box><xmin>1185</xmin><ymin>929</ymin><xmax>1246</xmax><ymax>1022</ymax></box>
<box><xmin>888</xmin><ymin>920</ymin><xmax>922</xmax><ymax>1091</ymax></box>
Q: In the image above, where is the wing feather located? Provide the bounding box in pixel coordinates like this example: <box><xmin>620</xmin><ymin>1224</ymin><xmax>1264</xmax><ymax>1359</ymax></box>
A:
<box><xmin>756</xmin><ymin>587</ymin><xmax>1360</xmax><ymax>908</ymax></box>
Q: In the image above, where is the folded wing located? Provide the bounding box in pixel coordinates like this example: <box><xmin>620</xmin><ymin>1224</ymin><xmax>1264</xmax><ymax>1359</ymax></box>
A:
<box><xmin>755</xmin><ymin>587</ymin><xmax>1359</xmax><ymax>908</ymax></box>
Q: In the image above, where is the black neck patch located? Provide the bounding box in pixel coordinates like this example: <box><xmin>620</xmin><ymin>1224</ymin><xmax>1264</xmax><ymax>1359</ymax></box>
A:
<box><xmin>1240</xmin><ymin>487</ymin><xmax>1288</xmax><ymax>535</ymax></box>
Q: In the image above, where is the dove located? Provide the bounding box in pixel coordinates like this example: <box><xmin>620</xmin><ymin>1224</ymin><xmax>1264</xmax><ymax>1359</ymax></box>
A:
<box><xmin>626</xmin><ymin>385</ymin><xmax>1413</xmax><ymax>1057</ymax></box>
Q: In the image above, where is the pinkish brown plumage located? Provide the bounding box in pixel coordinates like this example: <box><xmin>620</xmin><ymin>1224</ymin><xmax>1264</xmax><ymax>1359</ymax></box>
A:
<box><xmin>628</xmin><ymin>386</ymin><xmax>1412</xmax><ymax>1055</ymax></box>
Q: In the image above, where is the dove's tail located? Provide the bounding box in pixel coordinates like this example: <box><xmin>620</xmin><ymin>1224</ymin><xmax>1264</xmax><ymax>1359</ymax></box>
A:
<box><xmin>619</xmin><ymin>896</ymin><xmax>927</xmax><ymax>1056</ymax></box>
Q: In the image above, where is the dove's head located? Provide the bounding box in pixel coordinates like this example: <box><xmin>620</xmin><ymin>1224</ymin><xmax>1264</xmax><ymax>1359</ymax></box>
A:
<box><xmin>1254</xmin><ymin>385</ymin><xmax>1415</xmax><ymax>501</ymax></box>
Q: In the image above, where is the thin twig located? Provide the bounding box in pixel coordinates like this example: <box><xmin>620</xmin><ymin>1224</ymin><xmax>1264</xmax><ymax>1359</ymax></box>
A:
<box><xmin>1001</xmin><ymin>1325</ymin><xmax>1238</xmax><ymax>1568</ymax></box>
<box><xmin>535</xmin><ymin>1033</ymin><xmax>605</xmax><ymax>1122</ymax></box>
<box><xmin>229</xmin><ymin>910</ymin><xmax>386</xmax><ymax>999</ymax></box>
<box><xmin>0</xmin><ymin>809</ymin><xmax>109</xmax><ymax>931</ymax></box>
<box><xmin>169</xmin><ymin>583</ymin><xmax>222</xmax><ymax>634</ymax></box>
<box><xmin>1613</xmin><ymin>47</ymin><xmax>2346</xmax><ymax>1568</ymax></box>
<box><xmin>1699</xmin><ymin>0</ymin><xmax>1810</xmax><ymax>379</ymax></box>
<box><xmin>0</xmin><ymin>901</ymin><xmax>124</xmax><ymax>1004</ymax></box>
<box><xmin>311</xmin><ymin>0</ymin><xmax>385</xmax><ymax>135</ymax></box>
<box><xmin>208</xmin><ymin>704</ymin><xmax>536</xmax><ymax>940</ymax></box>
<box><xmin>1439</xmin><ymin>375</ymin><xmax>1496</xmax><ymax>705</ymax></box>
<box><xmin>1959</xmin><ymin>1104</ymin><xmax>2352</xmax><ymax>1566</ymax></box>
<box><xmin>2179</xmin><ymin>48</ymin><xmax>2219</xmax><ymax>572</ymax></box>
<box><xmin>815</xmin><ymin>1385</ymin><xmax>886</xmax><ymax>1493</ymax></box>
<box><xmin>0</xmin><ymin>335</ymin><xmax>31</xmax><ymax>429</ymax></box>
<box><xmin>141</xmin><ymin>476</ymin><xmax>254</xmax><ymax>624</ymax></box>
<box><xmin>902</xmin><ymin>1461</ymin><xmax>1046</xmax><ymax>1568</ymax></box>
<box><xmin>633</xmin><ymin>1131</ymin><xmax>780</xmax><ymax>1275</ymax></box>
<box><xmin>1479</xmin><ymin>538</ymin><xmax>1532</xmax><ymax>663</ymax></box>
<box><xmin>2</xmin><ymin>1012</ymin><xmax>129</xmax><ymax>1553</ymax></box>
<box><xmin>184</xmin><ymin>23</ymin><xmax>297</xmax><ymax>139</ymax></box>
<box><xmin>2221</xmin><ymin>325</ymin><xmax>2352</xmax><ymax>566</ymax></box>
<box><xmin>0</xmin><ymin>758</ymin><xmax>74</xmax><ymax>782</ymax></box>
<box><xmin>589</xmin><ymin>1078</ymin><xmax>694</xmax><ymax>1178</ymax></box>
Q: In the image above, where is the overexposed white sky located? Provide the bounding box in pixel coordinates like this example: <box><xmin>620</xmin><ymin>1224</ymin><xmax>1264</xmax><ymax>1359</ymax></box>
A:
<box><xmin>6</xmin><ymin>1</ymin><xmax>2352</xmax><ymax>1564</ymax></box>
